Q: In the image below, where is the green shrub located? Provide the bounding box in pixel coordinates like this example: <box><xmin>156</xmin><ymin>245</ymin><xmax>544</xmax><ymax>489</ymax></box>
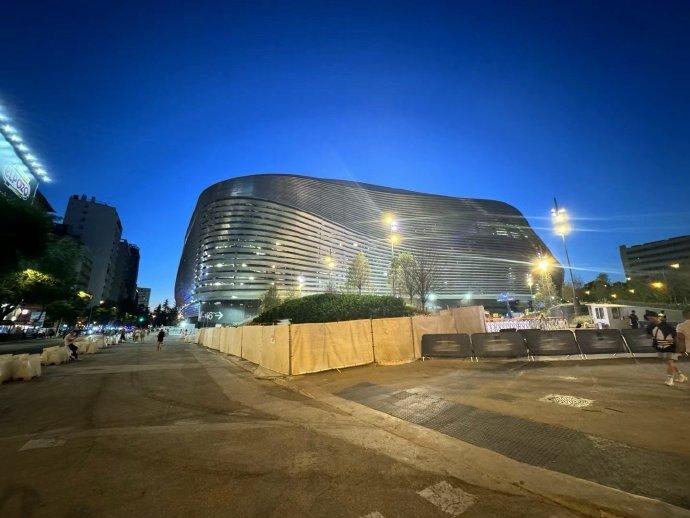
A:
<box><xmin>252</xmin><ymin>293</ymin><xmax>416</xmax><ymax>324</ymax></box>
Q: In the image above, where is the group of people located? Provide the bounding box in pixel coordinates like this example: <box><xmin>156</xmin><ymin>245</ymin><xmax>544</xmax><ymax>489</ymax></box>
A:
<box><xmin>62</xmin><ymin>327</ymin><xmax>169</xmax><ymax>361</ymax></box>
<box><xmin>637</xmin><ymin>309</ymin><xmax>689</xmax><ymax>387</ymax></box>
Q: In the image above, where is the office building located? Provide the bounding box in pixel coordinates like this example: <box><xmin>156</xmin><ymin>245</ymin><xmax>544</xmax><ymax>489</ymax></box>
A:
<box><xmin>109</xmin><ymin>240</ymin><xmax>140</xmax><ymax>305</ymax></box>
<box><xmin>64</xmin><ymin>195</ymin><xmax>122</xmax><ymax>304</ymax></box>
<box><xmin>136</xmin><ymin>287</ymin><xmax>151</xmax><ymax>310</ymax></box>
<box><xmin>620</xmin><ymin>235</ymin><xmax>690</xmax><ymax>279</ymax></box>
<box><xmin>176</xmin><ymin>174</ymin><xmax>558</xmax><ymax>325</ymax></box>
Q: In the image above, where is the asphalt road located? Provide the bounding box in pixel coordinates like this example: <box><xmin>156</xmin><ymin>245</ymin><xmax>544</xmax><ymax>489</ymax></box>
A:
<box><xmin>0</xmin><ymin>338</ymin><xmax>584</xmax><ymax>517</ymax></box>
<box><xmin>0</xmin><ymin>338</ymin><xmax>62</xmax><ymax>355</ymax></box>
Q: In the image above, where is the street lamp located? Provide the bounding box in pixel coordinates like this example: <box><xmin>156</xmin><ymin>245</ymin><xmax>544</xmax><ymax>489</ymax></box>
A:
<box><xmin>651</xmin><ymin>281</ymin><xmax>664</xmax><ymax>290</ymax></box>
<box><xmin>670</xmin><ymin>263</ymin><xmax>680</xmax><ymax>269</ymax></box>
<box><xmin>382</xmin><ymin>212</ymin><xmax>400</xmax><ymax>256</ymax></box>
<box><xmin>551</xmin><ymin>199</ymin><xmax>579</xmax><ymax>315</ymax></box>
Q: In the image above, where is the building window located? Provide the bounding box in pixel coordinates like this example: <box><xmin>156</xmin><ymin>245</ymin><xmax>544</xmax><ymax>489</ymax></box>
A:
<box><xmin>594</xmin><ymin>307</ymin><xmax>604</xmax><ymax>319</ymax></box>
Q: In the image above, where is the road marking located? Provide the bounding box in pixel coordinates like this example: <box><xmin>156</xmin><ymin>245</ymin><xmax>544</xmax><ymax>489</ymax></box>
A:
<box><xmin>539</xmin><ymin>394</ymin><xmax>593</xmax><ymax>408</ymax></box>
<box><xmin>417</xmin><ymin>481</ymin><xmax>476</xmax><ymax>515</ymax></box>
<box><xmin>19</xmin><ymin>438</ymin><xmax>65</xmax><ymax>451</ymax></box>
<box><xmin>361</xmin><ymin>512</ymin><xmax>385</xmax><ymax>518</ymax></box>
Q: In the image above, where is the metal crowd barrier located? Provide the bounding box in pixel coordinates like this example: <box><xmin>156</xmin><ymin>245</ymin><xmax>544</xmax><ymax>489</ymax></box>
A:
<box><xmin>421</xmin><ymin>328</ymin><xmax>658</xmax><ymax>361</ymax></box>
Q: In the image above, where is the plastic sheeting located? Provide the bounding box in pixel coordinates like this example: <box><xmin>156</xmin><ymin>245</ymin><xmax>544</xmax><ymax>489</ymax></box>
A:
<box><xmin>372</xmin><ymin>317</ymin><xmax>415</xmax><ymax>365</ymax></box>
<box><xmin>291</xmin><ymin>319</ymin><xmax>374</xmax><ymax>375</ymax></box>
<box><xmin>451</xmin><ymin>306</ymin><xmax>486</xmax><ymax>335</ymax></box>
<box><xmin>211</xmin><ymin>328</ymin><xmax>221</xmax><ymax>350</ymax></box>
<box><xmin>260</xmin><ymin>325</ymin><xmax>290</xmax><ymax>375</ymax></box>
<box><xmin>240</xmin><ymin>326</ymin><xmax>263</xmax><ymax>364</ymax></box>
<box><xmin>412</xmin><ymin>314</ymin><xmax>458</xmax><ymax>358</ymax></box>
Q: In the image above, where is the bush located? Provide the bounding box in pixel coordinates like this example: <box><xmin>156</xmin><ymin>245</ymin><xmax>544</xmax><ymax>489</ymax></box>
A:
<box><xmin>252</xmin><ymin>293</ymin><xmax>416</xmax><ymax>324</ymax></box>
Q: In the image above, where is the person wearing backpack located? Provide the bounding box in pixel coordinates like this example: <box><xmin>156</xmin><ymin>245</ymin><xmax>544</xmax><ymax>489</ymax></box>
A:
<box><xmin>646</xmin><ymin>311</ymin><xmax>687</xmax><ymax>386</ymax></box>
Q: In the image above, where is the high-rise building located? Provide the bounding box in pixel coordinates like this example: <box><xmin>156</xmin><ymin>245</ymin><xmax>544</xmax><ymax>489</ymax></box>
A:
<box><xmin>63</xmin><ymin>195</ymin><xmax>124</xmax><ymax>304</ymax></box>
<box><xmin>109</xmin><ymin>240</ymin><xmax>140</xmax><ymax>305</ymax></box>
<box><xmin>620</xmin><ymin>235</ymin><xmax>690</xmax><ymax>279</ymax></box>
<box><xmin>136</xmin><ymin>287</ymin><xmax>151</xmax><ymax>310</ymax></box>
<box><xmin>52</xmin><ymin>223</ymin><xmax>93</xmax><ymax>292</ymax></box>
<box><xmin>176</xmin><ymin>174</ymin><xmax>559</xmax><ymax>325</ymax></box>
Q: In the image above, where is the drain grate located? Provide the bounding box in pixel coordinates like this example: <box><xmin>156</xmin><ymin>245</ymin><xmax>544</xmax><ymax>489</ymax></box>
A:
<box><xmin>338</xmin><ymin>382</ymin><xmax>690</xmax><ymax>509</ymax></box>
<box><xmin>539</xmin><ymin>394</ymin><xmax>593</xmax><ymax>408</ymax></box>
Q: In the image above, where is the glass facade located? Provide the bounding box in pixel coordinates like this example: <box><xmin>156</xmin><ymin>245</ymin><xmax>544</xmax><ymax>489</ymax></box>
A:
<box><xmin>176</xmin><ymin>174</ymin><xmax>558</xmax><ymax>324</ymax></box>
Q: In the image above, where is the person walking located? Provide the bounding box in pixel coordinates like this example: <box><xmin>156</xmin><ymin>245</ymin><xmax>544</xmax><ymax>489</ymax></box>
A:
<box><xmin>646</xmin><ymin>311</ymin><xmax>687</xmax><ymax>386</ymax></box>
<box><xmin>64</xmin><ymin>330</ymin><xmax>79</xmax><ymax>361</ymax></box>
<box><xmin>676</xmin><ymin>308</ymin><xmax>690</xmax><ymax>359</ymax></box>
<box><xmin>629</xmin><ymin>310</ymin><xmax>639</xmax><ymax>329</ymax></box>
<box><xmin>156</xmin><ymin>328</ymin><xmax>165</xmax><ymax>351</ymax></box>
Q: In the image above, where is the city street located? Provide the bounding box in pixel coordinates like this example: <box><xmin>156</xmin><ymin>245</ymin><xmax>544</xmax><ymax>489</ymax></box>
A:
<box><xmin>1</xmin><ymin>337</ymin><xmax>588</xmax><ymax>518</ymax></box>
<box><xmin>2</xmin><ymin>338</ymin><xmax>688</xmax><ymax>517</ymax></box>
<box><xmin>0</xmin><ymin>338</ymin><xmax>62</xmax><ymax>356</ymax></box>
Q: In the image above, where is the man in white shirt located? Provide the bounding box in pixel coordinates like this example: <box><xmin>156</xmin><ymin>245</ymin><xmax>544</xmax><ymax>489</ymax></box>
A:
<box><xmin>677</xmin><ymin>308</ymin><xmax>690</xmax><ymax>360</ymax></box>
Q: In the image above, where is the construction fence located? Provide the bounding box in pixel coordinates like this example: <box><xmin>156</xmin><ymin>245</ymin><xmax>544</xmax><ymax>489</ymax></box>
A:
<box><xmin>197</xmin><ymin>306</ymin><xmax>486</xmax><ymax>375</ymax></box>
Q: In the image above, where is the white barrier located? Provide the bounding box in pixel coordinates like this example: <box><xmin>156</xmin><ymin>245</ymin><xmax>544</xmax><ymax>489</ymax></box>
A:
<box><xmin>9</xmin><ymin>354</ymin><xmax>36</xmax><ymax>381</ymax></box>
<box><xmin>0</xmin><ymin>356</ymin><xmax>12</xmax><ymax>383</ymax></box>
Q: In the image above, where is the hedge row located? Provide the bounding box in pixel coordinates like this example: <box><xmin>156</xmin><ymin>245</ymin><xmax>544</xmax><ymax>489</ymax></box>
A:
<box><xmin>252</xmin><ymin>293</ymin><xmax>416</xmax><ymax>324</ymax></box>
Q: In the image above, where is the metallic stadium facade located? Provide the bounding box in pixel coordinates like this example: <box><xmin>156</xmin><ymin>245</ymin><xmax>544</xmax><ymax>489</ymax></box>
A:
<box><xmin>176</xmin><ymin>174</ymin><xmax>558</xmax><ymax>325</ymax></box>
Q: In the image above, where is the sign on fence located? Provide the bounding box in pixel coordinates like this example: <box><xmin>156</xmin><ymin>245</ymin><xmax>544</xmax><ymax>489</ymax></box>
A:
<box><xmin>471</xmin><ymin>332</ymin><xmax>528</xmax><ymax>358</ymax></box>
<box><xmin>621</xmin><ymin>329</ymin><xmax>655</xmax><ymax>353</ymax></box>
<box><xmin>575</xmin><ymin>329</ymin><xmax>627</xmax><ymax>355</ymax></box>
<box><xmin>519</xmin><ymin>329</ymin><xmax>581</xmax><ymax>356</ymax></box>
<box><xmin>421</xmin><ymin>334</ymin><xmax>473</xmax><ymax>358</ymax></box>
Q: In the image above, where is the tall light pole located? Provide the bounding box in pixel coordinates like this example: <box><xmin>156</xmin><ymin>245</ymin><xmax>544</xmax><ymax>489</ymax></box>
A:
<box><xmin>551</xmin><ymin>199</ymin><xmax>579</xmax><ymax>316</ymax></box>
<box><xmin>382</xmin><ymin>213</ymin><xmax>400</xmax><ymax>258</ymax></box>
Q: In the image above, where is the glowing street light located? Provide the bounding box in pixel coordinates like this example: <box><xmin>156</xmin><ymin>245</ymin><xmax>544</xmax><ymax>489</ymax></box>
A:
<box><xmin>382</xmin><ymin>212</ymin><xmax>400</xmax><ymax>256</ymax></box>
<box><xmin>534</xmin><ymin>255</ymin><xmax>553</xmax><ymax>272</ymax></box>
<box><xmin>670</xmin><ymin>263</ymin><xmax>680</xmax><ymax>269</ymax></box>
<box><xmin>651</xmin><ymin>281</ymin><xmax>664</xmax><ymax>290</ymax></box>
<box><xmin>551</xmin><ymin>199</ymin><xmax>579</xmax><ymax>315</ymax></box>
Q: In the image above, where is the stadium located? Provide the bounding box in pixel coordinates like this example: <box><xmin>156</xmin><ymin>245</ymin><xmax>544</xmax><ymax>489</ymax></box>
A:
<box><xmin>176</xmin><ymin>174</ymin><xmax>557</xmax><ymax>325</ymax></box>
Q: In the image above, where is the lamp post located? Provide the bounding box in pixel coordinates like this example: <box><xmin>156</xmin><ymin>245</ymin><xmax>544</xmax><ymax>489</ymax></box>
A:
<box><xmin>383</xmin><ymin>213</ymin><xmax>400</xmax><ymax>258</ymax></box>
<box><xmin>551</xmin><ymin>199</ymin><xmax>579</xmax><ymax>316</ymax></box>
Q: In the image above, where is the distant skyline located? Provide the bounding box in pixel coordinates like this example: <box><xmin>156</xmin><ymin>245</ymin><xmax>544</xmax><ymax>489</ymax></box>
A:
<box><xmin>2</xmin><ymin>0</ymin><xmax>688</xmax><ymax>306</ymax></box>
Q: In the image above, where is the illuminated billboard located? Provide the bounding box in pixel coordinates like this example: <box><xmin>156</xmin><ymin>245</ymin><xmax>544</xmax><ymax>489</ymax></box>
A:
<box><xmin>0</xmin><ymin>132</ymin><xmax>38</xmax><ymax>202</ymax></box>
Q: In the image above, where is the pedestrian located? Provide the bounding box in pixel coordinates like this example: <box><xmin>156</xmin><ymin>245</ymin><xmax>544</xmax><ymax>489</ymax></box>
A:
<box><xmin>156</xmin><ymin>328</ymin><xmax>165</xmax><ymax>351</ymax></box>
<box><xmin>629</xmin><ymin>310</ymin><xmax>639</xmax><ymax>329</ymax></box>
<box><xmin>64</xmin><ymin>329</ymin><xmax>79</xmax><ymax>361</ymax></box>
<box><xmin>119</xmin><ymin>328</ymin><xmax>126</xmax><ymax>342</ymax></box>
<box><xmin>646</xmin><ymin>311</ymin><xmax>687</xmax><ymax>386</ymax></box>
<box><xmin>676</xmin><ymin>308</ymin><xmax>690</xmax><ymax>359</ymax></box>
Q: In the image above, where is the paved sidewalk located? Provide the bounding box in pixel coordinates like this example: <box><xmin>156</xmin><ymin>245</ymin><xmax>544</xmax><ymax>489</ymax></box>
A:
<box><xmin>0</xmin><ymin>338</ymin><xmax>586</xmax><ymax>517</ymax></box>
<box><xmin>287</xmin><ymin>357</ymin><xmax>690</xmax><ymax>511</ymax></box>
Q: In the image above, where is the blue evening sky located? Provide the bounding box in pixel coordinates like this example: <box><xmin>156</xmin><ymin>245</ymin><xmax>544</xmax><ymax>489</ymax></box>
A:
<box><xmin>1</xmin><ymin>1</ymin><xmax>688</xmax><ymax>306</ymax></box>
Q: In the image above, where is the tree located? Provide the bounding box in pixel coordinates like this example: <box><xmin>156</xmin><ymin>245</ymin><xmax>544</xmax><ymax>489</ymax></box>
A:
<box><xmin>533</xmin><ymin>269</ymin><xmax>558</xmax><ymax>311</ymax></box>
<box><xmin>0</xmin><ymin>234</ymin><xmax>82</xmax><ymax>320</ymax></box>
<box><xmin>412</xmin><ymin>253</ymin><xmax>439</xmax><ymax>310</ymax></box>
<box><xmin>345</xmin><ymin>252</ymin><xmax>370</xmax><ymax>295</ymax></box>
<box><xmin>387</xmin><ymin>255</ymin><xmax>404</xmax><ymax>297</ymax></box>
<box><xmin>260</xmin><ymin>284</ymin><xmax>281</xmax><ymax>313</ymax></box>
<box><xmin>0</xmin><ymin>195</ymin><xmax>52</xmax><ymax>273</ymax></box>
<box><xmin>151</xmin><ymin>299</ymin><xmax>179</xmax><ymax>326</ymax></box>
<box><xmin>398</xmin><ymin>252</ymin><xmax>417</xmax><ymax>302</ymax></box>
